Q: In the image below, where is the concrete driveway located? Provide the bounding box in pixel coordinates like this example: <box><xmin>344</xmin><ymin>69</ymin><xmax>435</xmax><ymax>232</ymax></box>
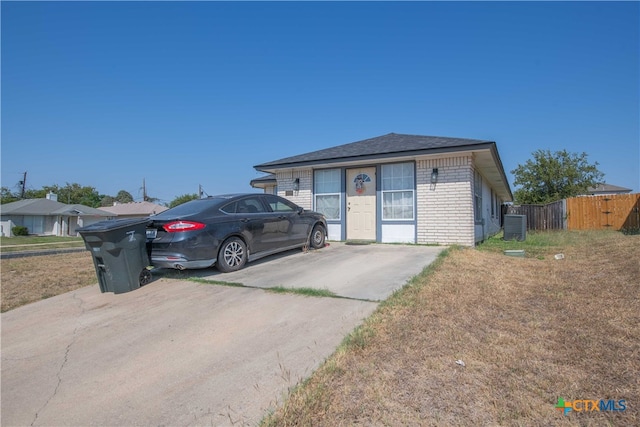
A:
<box><xmin>1</xmin><ymin>243</ymin><xmax>444</xmax><ymax>426</ymax></box>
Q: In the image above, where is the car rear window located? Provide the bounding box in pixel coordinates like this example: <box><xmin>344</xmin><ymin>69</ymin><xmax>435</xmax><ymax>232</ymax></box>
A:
<box><xmin>157</xmin><ymin>198</ymin><xmax>223</xmax><ymax>217</ymax></box>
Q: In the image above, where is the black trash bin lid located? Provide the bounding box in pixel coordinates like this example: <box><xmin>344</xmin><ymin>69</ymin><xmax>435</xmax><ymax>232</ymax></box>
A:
<box><xmin>77</xmin><ymin>218</ymin><xmax>151</xmax><ymax>233</ymax></box>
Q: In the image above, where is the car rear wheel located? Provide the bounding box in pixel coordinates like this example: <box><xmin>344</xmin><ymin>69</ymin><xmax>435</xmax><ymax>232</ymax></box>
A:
<box><xmin>217</xmin><ymin>237</ymin><xmax>247</xmax><ymax>272</ymax></box>
<box><xmin>309</xmin><ymin>224</ymin><xmax>326</xmax><ymax>249</ymax></box>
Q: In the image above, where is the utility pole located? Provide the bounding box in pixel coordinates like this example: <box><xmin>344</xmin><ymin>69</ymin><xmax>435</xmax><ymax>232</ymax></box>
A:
<box><xmin>142</xmin><ymin>178</ymin><xmax>148</xmax><ymax>202</ymax></box>
<box><xmin>199</xmin><ymin>184</ymin><xmax>203</xmax><ymax>198</ymax></box>
<box><xmin>19</xmin><ymin>171</ymin><xmax>27</xmax><ymax>199</ymax></box>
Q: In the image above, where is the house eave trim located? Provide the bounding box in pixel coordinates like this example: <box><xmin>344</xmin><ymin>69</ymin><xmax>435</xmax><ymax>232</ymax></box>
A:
<box><xmin>254</xmin><ymin>143</ymin><xmax>497</xmax><ymax>173</ymax></box>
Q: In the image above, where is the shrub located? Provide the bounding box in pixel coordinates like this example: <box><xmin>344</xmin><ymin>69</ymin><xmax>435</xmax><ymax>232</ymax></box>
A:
<box><xmin>12</xmin><ymin>225</ymin><xmax>29</xmax><ymax>236</ymax></box>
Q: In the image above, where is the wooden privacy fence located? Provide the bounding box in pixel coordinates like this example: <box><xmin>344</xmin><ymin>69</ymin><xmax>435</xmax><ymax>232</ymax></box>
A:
<box><xmin>503</xmin><ymin>193</ymin><xmax>640</xmax><ymax>231</ymax></box>
<box><xmin>566</xmin><ymin>193</ymin><xmax>640</xmax><ymax>230</ymax></box>
<box><xmin>503</xmin><ymin>200</ymin><xmax>565</xmax><ymax>230</ymax></box>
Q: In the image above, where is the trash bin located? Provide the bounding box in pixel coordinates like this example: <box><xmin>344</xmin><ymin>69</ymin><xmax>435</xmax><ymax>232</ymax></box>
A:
<box><xmin>77</xmin><ymin>218</ymin><xmax>152</xmax><ymax>294</ymax></box>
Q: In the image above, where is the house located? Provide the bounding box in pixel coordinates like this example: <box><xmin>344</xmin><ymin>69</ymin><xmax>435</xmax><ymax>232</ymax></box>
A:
<box><xmin>585</xmin><ymin>183</ymin><xmax>632</xmax><ymax>196</ymax></box>
<box><xmin>0</xmin><ymin>196</ymin><xmax>111</xmax><ymax>237</ymax></box>
<box><xmin>250</xmin><ymin>174</ymin><xmax>277</xmax><ymax>194</ymax></box>
<box><xmin>99</xmin><ymin>201</ymin><xmax>168</xmax><ymax>219</ymax></box>
<box><xmin>253</xmin><ymin>133</ymin><xmax>513</xmax><ymax>246</ymax></box>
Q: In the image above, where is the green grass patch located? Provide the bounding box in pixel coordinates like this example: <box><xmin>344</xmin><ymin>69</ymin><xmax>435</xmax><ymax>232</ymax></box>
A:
<box><xmin>477</xmin><ymin>230</ymin><xmax>605</xmax><ymax>258</ymax></box>
<box><xmin>340</xmin><ymin>323</ymin><xmax>377</xmax><ymax>351</ymax></box>
<box><xmin>0</xmin><ymin>235</ymin><xmax>83</xmax><ymax>245</ymax></box>
<box><xmin>187</xmin><ymin>277</ymin><xmax>245</xmax><ymax>288</ymax></box>
<box><xmin>187</xmin><ymin>278</ymin><xmax>340</xmax><ymax>299</ymax></box>
<box><xmin>266</xmin><ymin>286</ymin><xmax>338</xmax><ymax>298</ymax></box>
<box><xmin>0</xmin><ymin>236</ymin><xmax>85</xmax><ymax>253</ymax></box>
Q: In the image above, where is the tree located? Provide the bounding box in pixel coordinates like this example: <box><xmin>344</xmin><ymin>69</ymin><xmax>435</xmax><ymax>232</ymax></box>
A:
<box><xmin>0</xmin><ymin>187</ymin><xmax>19</xmax><ymax>204</ymax></box>
<box><xmin>169</xmin><ymin>193</ymin><xmax>199</xmax><ymax>208</ymax></box>
<box><xmin>115</xmin><ymin>190</ymin><xmax>134</xmax><ymax>203</ymax></box>
<box><xmin>101</xmin><ymin>190</ymin><xmax>135</xmax><ymax>206</ymax></box>
<box><xmin>100</xmin><ymin>195</ymin><xmax>116</xmax><ymax>207</ymax></box>
<box><xmin>43</xmin><ymin>183</ymin><xmax>102</xmax><ymax>207</ymax></box>
<box><xmin>511</xmin><ymin>149</ymin><xmax>604</xmax><ymax>204</ymax></box>
<box><xmin>1</xmin><ymin>183</ymin><xmax>133</xmax><ymax>208</ymax></box>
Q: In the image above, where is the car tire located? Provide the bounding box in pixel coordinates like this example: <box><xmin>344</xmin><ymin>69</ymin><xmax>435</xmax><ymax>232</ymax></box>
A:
<box><xmin>217</xmin><ymin>237</ymin><xmax>247</xmax><ymax>272</ymax></box>
<box><xmin>309</xmin><ymin>224</ymin><xmax>326</xmax><ymax>249</ymax></box>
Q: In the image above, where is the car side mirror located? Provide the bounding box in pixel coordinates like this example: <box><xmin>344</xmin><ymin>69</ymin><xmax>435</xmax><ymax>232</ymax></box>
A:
<box><xmin>297</xmin><ymin>207</ymin><xmax>304</xmax><ymax>214</ymax></box>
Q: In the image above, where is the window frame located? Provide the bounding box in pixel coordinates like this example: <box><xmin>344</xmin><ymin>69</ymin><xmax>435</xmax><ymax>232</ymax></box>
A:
<box><xmin>314</xmin><ymin>169</ymin><xmax>342</xmax><ymax>221</ymax></box>
<box><xmin>381</xmin><ymin>162</ymin><xmax>415</xmax><ymax>221</ymax></box>
<box><xmin>474</xmin><ymin>170</ymin><xmax>483</xmax><ymax>223</ymax></box>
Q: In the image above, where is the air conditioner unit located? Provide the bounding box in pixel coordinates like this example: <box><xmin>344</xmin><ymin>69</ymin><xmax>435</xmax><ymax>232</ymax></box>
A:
<box><xmin>503</xmin><ymin>214</ymin><xmax>526</xmax><ymax>241</ymax></box>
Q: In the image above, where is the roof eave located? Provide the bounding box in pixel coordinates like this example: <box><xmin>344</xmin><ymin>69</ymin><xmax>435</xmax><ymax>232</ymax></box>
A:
<box><xmin>255</xmin><ymin>142</ymin><xmax>514</xmax><ymax>202</ymax></box>
<box><xmin>489</xmin><ymin>143</ymin><xmax>514</xmax><ymax>201</ymax></box>
<box><xmin>254</xmin><ymin>143</ymin><xmax>498</xmax><ymax>172</ymax></box>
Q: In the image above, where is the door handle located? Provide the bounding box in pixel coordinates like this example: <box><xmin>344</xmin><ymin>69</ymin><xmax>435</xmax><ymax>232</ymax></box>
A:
<box><xmin>241</xmin><ymin>218</ymin><xmax>250</xmax><ymax>223</ymax></box>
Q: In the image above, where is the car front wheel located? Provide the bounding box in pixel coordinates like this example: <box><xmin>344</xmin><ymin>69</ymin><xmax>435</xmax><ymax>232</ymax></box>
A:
<box><xmin>309</xmin><ymin>224</ymin><xmax>326</xmax><ymax>249</ymax></box>
<box><xmin>217</xmin><ymin>237</ymin><xmax>247</xmax><ymax>272</ymax></box>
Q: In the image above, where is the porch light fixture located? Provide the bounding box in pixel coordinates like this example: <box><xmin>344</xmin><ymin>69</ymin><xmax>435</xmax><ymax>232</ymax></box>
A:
<box><xmin>431</xmin><ymin>168</ymin><xmax>439</xmax><ymax>184</ymax></box>
<box><xmin>293</xmin><ymin>178</ymin><xmax>300</xmax><ymax>191</ymax></box>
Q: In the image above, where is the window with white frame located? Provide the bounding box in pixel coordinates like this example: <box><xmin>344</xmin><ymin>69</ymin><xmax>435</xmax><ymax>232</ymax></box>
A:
<box><xmin>382</xmin><ymin>163</ymin><xmax>415</xmax><ymax>220</ymax></box>
<box><xmin>314</xmin><ymin>169</ymin><xmax>341</xmax><ymax>220</ymax></box>
<box><xmin>474</xmin><ymin>170</ymin><xmax>483</xmax><ymax>222</ymax></box>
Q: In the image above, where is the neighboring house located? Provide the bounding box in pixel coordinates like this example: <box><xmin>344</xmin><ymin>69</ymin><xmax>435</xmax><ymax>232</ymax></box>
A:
<box><xmin>250</xmin><ymin>174</ymin><xmax>277</xmax><ymax>194</ymax></box>
<box><xmin>0</xmin><ymin>197</ymin><xmax>111</xmax><ymax>237</ymax></box>
<box><xmin>99</xmin><ymin>201</ymin><xmax>168</xmax><ymax>219</ymax></box>
<box><xmin>253</xmin><ymin>133</ymin><xmax>513</xmax><ymax>246</ymax></box>
<box><xmin>585</xmin><ymin>183</ymin><xmax>632</xmax><ymax>195</ymax></box>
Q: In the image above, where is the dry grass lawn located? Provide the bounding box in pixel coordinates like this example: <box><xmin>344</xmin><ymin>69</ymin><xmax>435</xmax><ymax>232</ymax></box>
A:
<box><xmin>2</xmin><ymin>231</ymin><xmax>638</xmax><ymax>425</ymax></box>
<box><xmin>1</xmin><ymin>251</ymin><xmax>96</xmax><ymax>312</ymax></box>
<box><xmin>263</xmin><ymin>231</ymin><xmax>639</xmax><ymax>426</ymax></box>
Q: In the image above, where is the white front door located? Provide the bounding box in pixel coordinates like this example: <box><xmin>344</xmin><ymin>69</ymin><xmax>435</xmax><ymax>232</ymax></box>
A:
<box><xmin>346</xmin><ymin>167</ymin><xmax>376</xmax><ymax>241</ymax></box>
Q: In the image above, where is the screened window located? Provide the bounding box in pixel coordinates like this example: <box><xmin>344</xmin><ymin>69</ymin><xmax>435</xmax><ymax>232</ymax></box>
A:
<box><xmin>474</xmin><ymin>171</ymin><xmax>483</xmax><ymax>222</ymax></box>
<box><xmin>491</xmin><ymin>189</ymin><xmax>496</xmax><ymax>217</ymax></box>
<box><xmin>314</xmin><ymin>169</ymin><xmax>341</xmax><ymax>220</ymax></box>
<box><xmin>382</xmin><ymin>163</ymin><xmax>414</xmax><ymax>220</ymax></box>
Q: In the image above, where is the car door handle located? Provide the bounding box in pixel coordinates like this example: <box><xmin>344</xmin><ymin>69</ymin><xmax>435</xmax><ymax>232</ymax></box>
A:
<box><xmin>241</xmin><ymin>218</ymin><xmax>250</xmax><ymax>223</ymax></box>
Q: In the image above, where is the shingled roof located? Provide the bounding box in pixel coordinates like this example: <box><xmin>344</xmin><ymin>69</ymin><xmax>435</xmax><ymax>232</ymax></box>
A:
<box><xmin>99</xmin><ymin>201</ymin><xmax>168</xmax><ymax>216</ymax></box>
<box><xmin>0</xmin><ymin>198</ymin><xmax>110</xmax><ymax>217</ymax></box>
<box><xmin>254</xmin><ymin>133</ymin><xmax>495</xmax><ymax>170</ymax></box>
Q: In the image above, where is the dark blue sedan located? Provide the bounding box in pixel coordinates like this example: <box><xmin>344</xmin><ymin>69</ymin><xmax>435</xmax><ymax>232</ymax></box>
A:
<box><xmin>147</xmin><ymin>194</ymin><xmax>327</xmax><ymax>272</ymax></box>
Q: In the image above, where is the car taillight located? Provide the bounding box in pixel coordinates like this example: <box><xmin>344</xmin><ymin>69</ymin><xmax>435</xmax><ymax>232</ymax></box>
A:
<box><xmin>163</xmin><ymin>221</ymin><xmax>206</xmax><ymax>232</ymax></box>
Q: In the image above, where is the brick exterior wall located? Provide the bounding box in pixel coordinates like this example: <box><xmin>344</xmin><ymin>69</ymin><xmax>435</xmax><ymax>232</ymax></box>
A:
<box><xmin>276</xmin><ymin>169</ymin><xmax>313</xmax><ymax>209</ymax></box>
<box><xmin>272</xmin><ymin>157</ymin><xmax>493</xmax><ymax>246</ymax></box>
<box><xmin>416</xmin><ymin>156</ymin><xmax>475</xmax><ymax>246</ymax></box>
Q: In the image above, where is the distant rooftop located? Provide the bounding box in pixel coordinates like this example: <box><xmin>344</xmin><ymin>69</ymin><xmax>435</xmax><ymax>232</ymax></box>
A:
<box><xmin>586</xmin><ymin>184</ymin><xmax>632</xmax><ymax>195</ymax></box>
<box><xmin>99</xmin><ymin>201</ymin><xmax>168</xmax><ymax>216</ymax></box>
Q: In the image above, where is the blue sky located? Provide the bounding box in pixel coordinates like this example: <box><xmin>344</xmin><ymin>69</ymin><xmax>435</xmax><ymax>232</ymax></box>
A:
<box><xmin>2</xmin><ymin>1</ymin><xmax>638</xmax><ymax>204</ymax></box>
